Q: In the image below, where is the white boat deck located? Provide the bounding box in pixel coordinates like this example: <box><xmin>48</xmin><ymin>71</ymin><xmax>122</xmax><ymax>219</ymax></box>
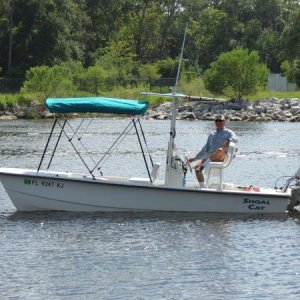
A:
<box><xmin>0</xmin><ymin>167</ymin><xmax>289</xmax><ymax>196</ymax></box>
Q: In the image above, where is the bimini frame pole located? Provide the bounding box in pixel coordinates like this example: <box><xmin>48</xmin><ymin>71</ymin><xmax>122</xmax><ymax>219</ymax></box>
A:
<box><xmin>165</xmin><ymin>23</ymin><xmax>188</xmax><ymax>185</ymax></box>
<box><xmin>47</xmin><ymin>119</ymin><xmax>67</xmax><ymax>170</ymax></box>
<box><xmin>37</xmin><ymin>118</ymin><xmax>57</xmax><ymax>172</ymax></box>
<box><xmin>133</xmin><ymin>118</ymin><xmax>152</xmax><ymax>183</ymax></box>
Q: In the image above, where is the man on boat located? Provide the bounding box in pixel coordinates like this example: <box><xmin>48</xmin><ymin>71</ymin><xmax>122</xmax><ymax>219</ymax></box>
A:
<box><xmin>189</xmin><ymin>114</ymin><xmax>238</xmax><ymax>187</ymax></box>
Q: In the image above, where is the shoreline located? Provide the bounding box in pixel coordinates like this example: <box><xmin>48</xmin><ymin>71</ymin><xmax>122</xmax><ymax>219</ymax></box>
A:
<box><xmin>0</xmin><ymin>98</ymin><xmax>300</xmax><ymax>122</ymax></box>
<box><xmin>145</xmin><ymin>98</ymin><xmax>300</xmax><ymax>122</ymax></box>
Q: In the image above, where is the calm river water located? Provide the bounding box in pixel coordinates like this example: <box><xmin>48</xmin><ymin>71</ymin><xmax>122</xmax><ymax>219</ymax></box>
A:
<box><xmin>0</xmin><ymin>118</ymin><xmax>300</xmax><ymax>299</ymax></box>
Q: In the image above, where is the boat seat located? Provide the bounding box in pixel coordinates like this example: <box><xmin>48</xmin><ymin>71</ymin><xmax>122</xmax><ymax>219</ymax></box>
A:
<box><xmin>205</xmin><ymin>142</ymin><xmax>238</xmax><ymax>189</ymax></box>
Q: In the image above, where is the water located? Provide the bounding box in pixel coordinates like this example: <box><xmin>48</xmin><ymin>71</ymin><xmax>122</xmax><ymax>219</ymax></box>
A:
<box><xmin>1</xmin><ymin>118</ymin><xmax>300</xmax><ymax>299</ymax></box>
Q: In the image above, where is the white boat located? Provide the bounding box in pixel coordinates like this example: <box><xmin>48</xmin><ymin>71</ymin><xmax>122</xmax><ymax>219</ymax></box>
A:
<box><xmin>0</xmin><ymin>27</ymin><xmax>300</xmax><ymax>214</ymax></box>
<box><xmin>0</xmin><ymin>95</ymin><xmax>299</xmax><ymax>214</ymax></box>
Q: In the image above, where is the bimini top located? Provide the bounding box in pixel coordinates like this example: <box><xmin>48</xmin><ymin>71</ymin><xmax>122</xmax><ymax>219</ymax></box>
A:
<box><xmin>46</xmin><ymin>97</ymin><xmax>149</xmax><ymax>115</ymax></box>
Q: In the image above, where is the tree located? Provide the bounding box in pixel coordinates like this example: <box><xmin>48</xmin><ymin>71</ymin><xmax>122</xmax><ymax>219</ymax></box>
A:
<box><xmin>281</xmin><ymin>60</ymin><xmax>295</xmax><ymax>82</ymax></box>
<box><xmin>188</xmin><ymin>8</ymin><xmax>231</xmax><ymax>70</ymax></box>
<box><xmin>204</xmin><ymin>48</ymin><xmax>269</xmax><ymax>99</ymax></box>
<box><xmin>84</xmin><ymin>0</ymin><xmax>129</xmax><ymax>65</ymax></box>
<box><xmin>294</xmin><ymin>59</ymin><xmax>300</xmax><ymax>88</ymax></box>
<box><xmin>281</xmin><ymin>8</ymin><xmax>300</xmax><ymax>62</ymax></box>
<box><xmin>0</xmin><ymin>0</ymin><xmax>11</xmax><ymax>75</ymax></box>
<box><xmin>3</xmin><ymin>0</ymin><xmax>90</xmax><ymax>76</ymax></box>
<box><xmin>95</xmin><ymin>39</ymin><xmax>138</xmax><ymax>85</ymax></box>
<box><xmin>111</xmin><ymin>0</ymin><xmax>163</xmax><ymax>63</ymax></box>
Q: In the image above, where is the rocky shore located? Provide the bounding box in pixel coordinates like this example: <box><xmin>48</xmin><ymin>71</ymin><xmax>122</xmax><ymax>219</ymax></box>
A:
<box><xmin>0</xmin><ymin>100</ymin><xmax>52</xmax><ymax>120</ymax></box>
<box><xmin>1</xmin><ymin>98</ymin><xmax>300</xmax><ymax>121</ymax></box>
<box><xmin>145</xmin><ymin>98</ymin><xmax>300</xmax><ymax>122</ymax></box>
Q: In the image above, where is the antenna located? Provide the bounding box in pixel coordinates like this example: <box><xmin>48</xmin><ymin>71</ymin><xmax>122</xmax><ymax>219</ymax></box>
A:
<box><xmin>173</xmin><ymin>23</ymin><xmax>188</xmax><ymax>94</ymax></box>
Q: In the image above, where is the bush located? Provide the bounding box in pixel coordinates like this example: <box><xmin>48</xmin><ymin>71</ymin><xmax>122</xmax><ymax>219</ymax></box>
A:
<box><xmin>138</xmin><ymin>63</ymin><xmax>160</xmax><ymax>80</ymax></box>
<box><xmin>21</xmin><ymin>65</ymin><xmax>74</xmax><ymax>100</ymax></box>
<box><xmin>204</xmin><ymin>49</ymin><xmax>269</xmax><ymax>99</ymax></box>
<box><xmin>78</xmin><ymin>65</ymin><xmax>108</xmax><ymax>95</ymax></box>
<box><xmin>156</xmin><ymin>58</ymin><xmax>178</xmax><ymax>78</ymax></box>
<box><xmin>281</xmin><ymin>60</ymin><xmax>295</xmax><ymax>82</ymax></box>
<box><xmin>0</xmin><ymin>94</ymin><xmax>32</xmax><ymax>110</ymax></box>
<box><xmin>294</xmin><ymin>59</ymin><xmax>300</xmax><ymax>88</ymax></box>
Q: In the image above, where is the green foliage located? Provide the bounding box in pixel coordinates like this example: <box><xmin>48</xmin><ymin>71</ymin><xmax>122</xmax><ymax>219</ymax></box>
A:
<box><xmin>281</xmin><ymin>8</ymin><xmax>300</xmax><ymax>62</ymax></box>
<box><xmin>138</xmin><ymin>63</ymin><xmax>160</xmax><ymax>79</ymax></box>
<box><xmin>1</xmin><ymin>0</ymin><xmax>91</xmax><ymax>76</ymax></box>
<box><xmin>59</xmin><ymin>60</ymin><xmax>85</xmax><ymax>90</ymax></box>
<box><xmin>247</xmin><ymin>90</ymin><xmax>300</xmax><ymax>101</ymax></box>
<box><xmin>294</xmin><ymin>59</ymin><xmax>300</xmax><ymax>88</ymax></box>
<box><xmin>281</xmin><ymin>60</ymin><xmax>295</xmax><ymax>82</ymax></box>
<box><xmin>189</xmin><ymin>8</ymin><xmax>230</xmax><ymax>70</ymax></box>
<box><xmin>0</xmin><ymin>93</ymin><xmax>31</xmax><ymax>110</ymax></box>
<box><xmin>96</xmin><ymin>39</ymin><xmax>138</xmax><ymax>84</ymax></box>
<box><xmin>79</xmin><ymin>65</ymin><xmax>108</xmax><ymax>95</ymax></box>
<box><xmin>257</xmin><ymin>28</ymin><xmax>281</xmax><ymax>72</ymax></box>
<box><xmin>281</xmin><ymin>59</ymin><xmax>300</xmax><ymax>87</ymax></box>
<box><xmin>156</xmin><ymin>58</ymin><xmax>178</xmax><ymax>78</ymax></box>
<box><xmin>21</xmin><ymin>65</ymin><xmax>74</xmax><ymax>100</ymax></box>
<box><xmin>60</xmin><ymin>60</ymin><xmax>84</xmax><ymax>78</ymax></box>
<box><xmin>180</xmin><ymin>77</ymin><xmax>215</xmax><ymax>98</ymax></box>
<box><xmin>2</xmin><ymin>0</ymin><xmax>300</xmax><ymax>86</ymax></box>
<box><xmin>204</xmin><ymin>49</ymin><xmax>269</xmax><ymax>99</ymax></box>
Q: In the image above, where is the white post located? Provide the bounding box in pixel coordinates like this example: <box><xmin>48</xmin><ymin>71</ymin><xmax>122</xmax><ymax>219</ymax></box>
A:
<box><xmin>165</xmin><ymin>96</ymin><xmax>179</xmax><ymax>184</ymax></box>
<box><xmin>165</xmin><ymin>24</ymin><xmax>188</xmax><ymax>186</ymax></box>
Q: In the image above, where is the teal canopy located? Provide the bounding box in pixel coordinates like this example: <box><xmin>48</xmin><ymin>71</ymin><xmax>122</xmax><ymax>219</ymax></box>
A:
<box><xmin>46</xmin><ymin>97</ymin><xmax>149</xmax><ymax>115</ymax></box>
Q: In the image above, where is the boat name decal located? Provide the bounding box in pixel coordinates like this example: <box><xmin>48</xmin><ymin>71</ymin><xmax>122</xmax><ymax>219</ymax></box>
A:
<box><xmin>24</xmin><ymin>179</ymin><xmax>64</xmax><ymax>189</ymax></box>
<box><xmin>243</xmin><ymin>198</ymin><xmax>270</xmax><ymax>210</ymax></box>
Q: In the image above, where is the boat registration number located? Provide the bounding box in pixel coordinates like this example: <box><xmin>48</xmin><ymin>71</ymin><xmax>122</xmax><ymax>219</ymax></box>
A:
<box><xmin>24</xmin><ymin>178</ymin><xmax>64</xmax><ymax>189</ymax></box>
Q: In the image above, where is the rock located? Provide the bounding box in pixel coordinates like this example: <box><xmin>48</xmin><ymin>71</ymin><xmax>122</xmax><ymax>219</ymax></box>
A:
<box><xmin>156</xmin><ymin>113</ymin><xmax>169</xmax><ymax>120</ymax></box>
<box><xmin>178</xmin><ymin>103</ymin><xmax>193</xmax><ymax>112</ymax></box>
<box><xmin>282</xmin><ymin>103</ymin><xmax>290</xmax><ymax>110</ymax></box>
<box><xmin>40</xmin><ymin>110</ymin><xmax>54</xmax><ymax>118</ymax></box>
<box><xmin>290</xmin><ymin>106</ymin><xmax>300</xmax><ymax>114</ymax></box>
<box><xmin>255</xmin><ymin>106</ymin><xmax>266</xmax><ymax>113</ymax></box>
<box><xmin>146</xmin><ymin>97</ymin><xmax>300</xmax><ymax>122</ymax></box>
<box><xmin>229</xmin><ymin>116</ymin><xmax>243</xmax><ymax>121</ymax></box>
<box><xmin>180</xmin><ymin>112</ymin><xmax>196</xmax><ymax>120</ymax></box>
<box><xmin>0</xmin><ymin>114</ymin><xmax>17</xmax><ymax>120</ymax></box>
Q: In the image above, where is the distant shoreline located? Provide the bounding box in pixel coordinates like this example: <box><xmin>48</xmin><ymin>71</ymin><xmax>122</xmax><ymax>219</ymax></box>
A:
<box><xmin>1</xmin><ymin>98</ymin><xmax>300</xmax><ymax>122</ymax></box>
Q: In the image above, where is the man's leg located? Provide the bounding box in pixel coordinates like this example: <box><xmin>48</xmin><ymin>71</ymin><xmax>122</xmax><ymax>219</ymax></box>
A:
<box><xmin>193</xmin><ymin>149</ymin><xmax>226</xmax><ymax>187</ymax></box>
<box><xmin>194</xmin><ymin>159</ymin><xmax>205</xmax><ymax>185</ymax></box>
<box><xmin>210</xmin><ymin>148</ymin><xmax>226</xmax><ymax>162</ymax></box>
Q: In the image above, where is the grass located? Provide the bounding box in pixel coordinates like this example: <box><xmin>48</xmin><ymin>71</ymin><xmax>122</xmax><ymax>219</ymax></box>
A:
<box><xmin>247</xmin><ymin>90</ymin><xmax>300</xmax><ymax>100</ymax></box>
<box><xmin>1</xmin><ymin>77</ymin><xmax>299</xmax><ymax>111</ymax></box>
<box><xmin>180</xmin><ymin>77</ymin><xmax>300</xmax><ymax>101</ymax></box>
<box><xmin>0</xmin><ymin>94</ymin><xmax>33</xmax><ymax>110</ymax></box>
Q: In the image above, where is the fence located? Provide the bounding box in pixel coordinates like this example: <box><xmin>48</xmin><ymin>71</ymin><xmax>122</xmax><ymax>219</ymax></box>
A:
<box><xmin>268</xmin><ymin>74</ymin><xmax>297</xmax><ymax>92</ymax></box>
<box><xmin>0</xmin><ymin>78</ymin><xmax>24</xmax><ymax>93</ymax></box>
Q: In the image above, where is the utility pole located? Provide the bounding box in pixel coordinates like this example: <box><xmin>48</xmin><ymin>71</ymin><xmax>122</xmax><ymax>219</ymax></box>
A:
<box><xmin>8</xmin><ymin>0</ymin><xmax>15</xmax><ymax>76</ymax></box>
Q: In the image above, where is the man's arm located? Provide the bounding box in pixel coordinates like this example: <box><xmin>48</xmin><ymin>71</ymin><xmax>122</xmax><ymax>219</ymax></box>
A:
<box><xmin>191</xmin><ymin>137</ymin><xmax>210</xmax><ymax>161</ymax></box>
<box><xmin>228</xmin><ymin>130</ymin><xmax>238</xmax><ymax>144</ymax></box>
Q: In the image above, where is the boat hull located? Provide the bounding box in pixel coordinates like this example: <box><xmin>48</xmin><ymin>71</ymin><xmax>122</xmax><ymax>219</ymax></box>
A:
<box><xmin>0</xmin><ymin>168</ymin><xmax>291</xmax><ymax>214</ymax></box>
